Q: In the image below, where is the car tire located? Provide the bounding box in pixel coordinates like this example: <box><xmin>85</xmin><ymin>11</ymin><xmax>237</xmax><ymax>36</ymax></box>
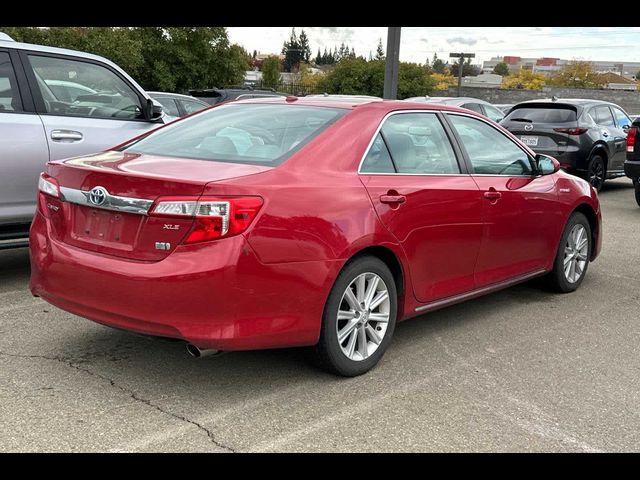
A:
<box><xmin>546</xmin><ymin>212</ymin><xmax>592</xmax><ymax>293</ymax></box>
<box><xmin>314</xmin><ymin>256</ymin><xmax>397</xmax><ymax>377</ymax></box>
<box><xmin>587</xmin><ymin>154</ymin><xmax>606</xmax><ymax>192</ymax></box>
<box><xmin>634</xmin><ymin>178</ymin><xmax>640</xmax><ymax>207</ymax></box>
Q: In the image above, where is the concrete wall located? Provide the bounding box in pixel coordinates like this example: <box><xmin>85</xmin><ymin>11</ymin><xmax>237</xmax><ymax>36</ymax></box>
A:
<box><xmin>433</xmin><ymin>86</ymin><xmax>640</xmax><ymax>114</ymax></box>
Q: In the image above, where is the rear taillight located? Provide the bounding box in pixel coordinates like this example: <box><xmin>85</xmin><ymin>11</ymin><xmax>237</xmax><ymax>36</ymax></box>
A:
<box><xmin>150</xmin><ymin>196</ymin><xmax>263</xmax><ymax>244</ymax></box>
<box><xmin>38</xmin><ymin>173</ymin><xmax>59</xmax><ymax>198</ymax></box>
<box><xmin>627</xmin><ymin>126</ymin><xmax>637</xmax><ymax>153</ymax></box>
<box><xmin>553</xmin><ymin>127</ymin><xmax>588</xmax><ymax>135</ymax></box>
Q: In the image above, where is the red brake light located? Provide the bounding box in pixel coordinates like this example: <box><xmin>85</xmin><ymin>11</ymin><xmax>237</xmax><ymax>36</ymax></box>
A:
<box><xmin>553</xmin><ymin>127</ymin><xmax>588</xmax><ymax>135</ymax></box>
<box><xmin>150</xmin><ymin>196</ymin><xmax>263</xmax><ymax>244</ymax></box>
<box><xmin>627</xmin><ymin>126</ymin><xmax>637</xmax><ymax>152</ymax></box>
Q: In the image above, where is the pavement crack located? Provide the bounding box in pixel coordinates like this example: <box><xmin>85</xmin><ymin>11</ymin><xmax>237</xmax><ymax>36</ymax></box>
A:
<box><xmin>0</xmin><ymin>350</ymin><xmax>235</xmax><ymax>452</ymax></box>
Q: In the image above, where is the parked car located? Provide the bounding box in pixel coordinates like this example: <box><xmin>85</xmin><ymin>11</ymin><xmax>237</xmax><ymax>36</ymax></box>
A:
<box><xmin>495</xmin><ymin>104</ymin><xmax>515</xmax><ymax>114</ymax></box>
<box><xmin>148</xmin><ymin>91</ymin><xmax>209</xmax><ymax>118</ymax></box>
<box><xmin>30</xmin><ymin>98</ymin><xmax>602</xmax><ymax>376</ymax></box>
<box><xmin>624</xmin><ymin>121</ymin><xmax>640</xmax><ymax>206</ymax></box>
<box><xmin>404</xmin><ymin>96</ymin><xmax>505</xmax><ymax>123</ymax></box>
<box><xmin>0</xmin><ymin>33</ymin><xmax>171</xmax><ymax>249</ymax></box>
<box><xmin>501</xmin><ymin>98</ymin><xmax>632</xmax><ymax>191</ymax></box>
<box><xmin>189</xmin><ymin>87</ymin><xmax>285</xmax><ymax>106</ymax></box>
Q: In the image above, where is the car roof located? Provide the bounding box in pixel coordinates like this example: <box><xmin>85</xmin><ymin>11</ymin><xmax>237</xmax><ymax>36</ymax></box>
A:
<box><xmin>148</xmin><ymin>91</ymin><xmax>207</xmax><ymax>102</ymax></box>
<box><xmin>228</xmin><ymin>96</ymin><xmax>480</xmax><ymax>114</ymax></box>
<box><xmin>515</xmin><ymin>98</ymin><xmax>621</xmax><ymax>108</ymax></box>
<box><xmin>404</xmin><ymin>96</ymin><xmax>493</xmax><ymax>106</ymax></box>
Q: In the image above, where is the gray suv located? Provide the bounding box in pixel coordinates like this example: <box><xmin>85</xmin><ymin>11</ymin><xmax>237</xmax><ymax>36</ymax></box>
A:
<box><xmin>0</xmin><ymin>35</ymin><xmax>171</xmax><ymax>249</ymax></box>
<box><xmin>501</xmin><ymin>98</ymin><xmax>632</xmax><ymax>191</ymax></box>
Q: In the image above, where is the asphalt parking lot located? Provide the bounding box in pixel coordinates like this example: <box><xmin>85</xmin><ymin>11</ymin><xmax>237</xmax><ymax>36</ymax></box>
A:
<box><xmin>1</xmin><ymin>178</ymin><xmax>639</xmax><ymax>452</ymax></box>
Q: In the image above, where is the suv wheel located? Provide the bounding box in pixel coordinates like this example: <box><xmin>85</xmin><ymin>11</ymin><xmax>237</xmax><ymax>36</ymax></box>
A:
<box><xmin>634</xmin><ymin>178</ymin><xmax>640</xmax><ymax>207</ymax></box>
<box><xmin>587</xmin><ymin>154</ymin><xmax>606</xmax><ymax>192</ymax></box>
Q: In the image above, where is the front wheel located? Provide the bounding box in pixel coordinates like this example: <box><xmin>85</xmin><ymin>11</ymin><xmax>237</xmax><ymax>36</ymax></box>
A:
<box><xmin>546</xmin><ymin>212</ymin><xmax>592</xmax><ymax>293</ymax></box>
<box><xmin>314</xmin><ymin>256</ymin><xmax>397</xmax><ymax>377</ymax></box>
<box><xmin>634</xmin><ymin>178</ymin><xmax>640</xmax><ymax>207</ymax></box>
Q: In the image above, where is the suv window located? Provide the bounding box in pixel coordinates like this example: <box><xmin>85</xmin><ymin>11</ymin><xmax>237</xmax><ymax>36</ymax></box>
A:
<box><xmin>448</xmin><ymin>114</ymin><xmax>533</xmax><ymax>176</ymax></box>
<box><xmin>461</xmin><ymin>103</ymin><xmax>483</xmax><ymax>114</ymax></box>
<box><xmin>591</xmin><ymin>105</ymin><xmax>615</xmax><ymax>127</ymax></box>
<box><xmin>0</xmin><ymin>52</ymin><xmax>22</xmax><ymax>112</ymax></box>
<box><xmin>504</xmin><ymin>107</ymin><xmax>577</xmax><ymax>123</ymax></box>
<box><xmin>611</xmin><ymin>106</ymin><xmax>631</xmax><ymax>129</ymax></box>
<box><xmin>28</xmin><ymin>55</ymin><xmax>143</xmax><ymax>120</ymax></box>
<box><xmin>375</xmin><ymin>113</ymin><xmax>460</xmax><ymax>174</ymax></box>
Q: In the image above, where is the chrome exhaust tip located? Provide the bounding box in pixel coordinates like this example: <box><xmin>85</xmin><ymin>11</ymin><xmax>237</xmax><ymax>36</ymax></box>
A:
<box><xmin>186</xmin><ymin>343</ymin><xmax>220</xmax><ymax>358</ymax></box>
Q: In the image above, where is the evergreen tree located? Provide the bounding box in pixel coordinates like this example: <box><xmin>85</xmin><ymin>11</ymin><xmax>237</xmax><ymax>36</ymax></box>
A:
<box><xmin>432</xmin><ymin>53</ymin><xmax>446</xmax><ymax>74</ymax></box>
<box><xmin>375</xmin><ymin>38</ymin><xmax>385</xmax><ymax>60</ymax></box>
<box><xmin>315</xmin><ymin>48</ymin><xmax>322</xmax><ymax>65</ymax></box>
<box><xmin>281</xmin><ymin>27</ymin><xmax>302</xmax><ymax>72</ymax></box>
<box><xmin>299</xmin><ymin>29</ymin><xmax>311</xmax><ymax>63</ymax></box>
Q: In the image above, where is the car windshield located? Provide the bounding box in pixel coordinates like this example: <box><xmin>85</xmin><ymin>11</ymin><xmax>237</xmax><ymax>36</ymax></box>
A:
<box><xmin>504</xmin><ymin>106</ymin><xmax>577</xmax><ymax>123</ymax></box>
<box><xmin>122</xmin><ymin>103</ymin><xmax>346</xmax><ymax>166</ymax></box>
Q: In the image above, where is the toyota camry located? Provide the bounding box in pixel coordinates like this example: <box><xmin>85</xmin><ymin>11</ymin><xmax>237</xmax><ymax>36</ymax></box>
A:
<box><xmin>29</xmin><ymin>97</ymin><xmax>602</xmax><ymax>376</ymax></box>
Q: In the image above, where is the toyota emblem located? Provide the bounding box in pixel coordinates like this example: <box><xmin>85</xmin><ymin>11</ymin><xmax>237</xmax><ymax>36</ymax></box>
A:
<box><xmin>524</xmin><ymin>124</ymin><xmax>533</xmax><ymax>131</ymax></box>
<box><xmin>89</xmin><ymin>186</ymin><xmax>108</xmax><ymax>206</ymax></box>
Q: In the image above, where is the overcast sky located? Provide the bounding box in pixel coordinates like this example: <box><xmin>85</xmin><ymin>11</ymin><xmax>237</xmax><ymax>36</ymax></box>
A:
<box><xmin>227</xmin><ymin>27</ymin><xmax>640</xmax><ymax>64</ymax></box>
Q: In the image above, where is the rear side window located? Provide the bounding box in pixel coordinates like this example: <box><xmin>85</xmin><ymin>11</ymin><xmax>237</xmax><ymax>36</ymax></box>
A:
<box><xmin>180</xmin><ymin>99</ymin><xmax>207</xmax><ymax>114</ymax></box>
<box><xmin>482</xmin><ymin>104</ymin><xmax>505</xmax><ymax>123</ymax></box>
<box><xmin>505</xmin><ymin>107</ymin><xmax>577</xmax><ymax>123</ymax></box>
<box><xmin>591</xmin><ymin>106</ymin><xmax>615</xmax><ymax>127</ymax></box>
<box><xmin>372</xmin><ymin>113</ymin><xmax>460</xmax><ymax>174</ymax></box>
<box><xmin>461</xmin><ymin>103</ymin><xmax>484</xmax><ymax>114</ymax></box>
<box><xmin>155</xmin><ymin>97</ymin><xmax>180</xmax><ymax>117</ymax></box>
<box><xmin>0</xmin><ymin>52</ymin><xmax>22</xmax><ymax>112</ymax></box>
<box><xmin>361</xmin><ymin>134</ymin><xmax>395</xmax><ymax>173</ymax></box>
<box><xmin>123</xmin><ymin>103</ymin><xmax>346</xmax><ymax>166</ymax></box>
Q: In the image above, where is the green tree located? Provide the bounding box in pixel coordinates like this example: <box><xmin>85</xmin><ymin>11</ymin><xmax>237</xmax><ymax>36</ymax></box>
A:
<box><xmin>493</xmin><ymin>62</ymin><xmax>509</xmax><ymax>76</ymax></box>
<box><xmin>299</xmin><ymin>29</ymin><xmax>311</xmax><ymax>63</ymax></box>
<box><xmin>375</xmin><ymin>38</ymin><xmax>385</xmax><ymax>60</ymax></box>
<box><xmin>281</xmin><ymin>28</ymin><xmax>302</xmax><ymax>72</ymax></box>
<box><xmin>450</xmin><ymin>58</ymin><xmax>480</xmax><ymax>77</ymax></box>
<box><xmin>432</xmin><ymin>53</ymin><xmax>446</xmax><ymax>74</ymax></box>
<box><xmin>261</xmin><ymin>55</ymin><xmax>281</xmax><ymax>88</ymax></box>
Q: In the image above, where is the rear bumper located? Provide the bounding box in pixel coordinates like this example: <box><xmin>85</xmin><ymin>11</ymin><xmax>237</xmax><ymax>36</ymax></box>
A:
<box><xmin>624</xmin><ymin>160</ymin><xmax>640</xmax><ymax>179</ymax></box>
<box><xmin>29</xmin><ymin>211</ymin><xmax>340</xmax><ymax>351</ymax></box>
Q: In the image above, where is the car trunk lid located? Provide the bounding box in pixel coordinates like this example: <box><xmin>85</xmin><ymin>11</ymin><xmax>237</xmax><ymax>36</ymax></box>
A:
<box><xmin>46</xmin><ymin>151</ymin><xmax>271</xmax><ymax>261</ymax></box>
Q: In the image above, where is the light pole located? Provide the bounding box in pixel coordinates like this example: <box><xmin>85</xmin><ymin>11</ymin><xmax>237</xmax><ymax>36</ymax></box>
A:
<box><xmin>449</xmin><ymin>52</ymin><xmax>475</xmax><ymax>97</ymax></box>
<box><xmin>383</xmin><ymin>27</ymin><xmax>402</xmax><ymax>99</ymax></box>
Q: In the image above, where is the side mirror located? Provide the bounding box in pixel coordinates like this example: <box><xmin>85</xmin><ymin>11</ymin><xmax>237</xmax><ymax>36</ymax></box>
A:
<box><xmin>144</xmin><ymin>98</ymin><xmax>164</xmax><ymax>121</ymax></box>
<box><xmin>535</xmin><ymin>154</ymin><xmax>560</xmax><ymax>175</ymax></box>
<box><xmin>623</xmin><ymin>124</ymin><xmax>631</xmax><ymax>132</ymax></box>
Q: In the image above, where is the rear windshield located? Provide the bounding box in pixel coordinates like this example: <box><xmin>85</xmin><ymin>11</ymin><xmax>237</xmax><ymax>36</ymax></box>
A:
<box><xmin>122</xmin><ymin>103</ymin><xmax>346</xmax><ymax>166</ymax></box>
<box><xmin>504</xmin><ymin>106</ymin><xmax>577</xmax><ymax>123</ymax></box>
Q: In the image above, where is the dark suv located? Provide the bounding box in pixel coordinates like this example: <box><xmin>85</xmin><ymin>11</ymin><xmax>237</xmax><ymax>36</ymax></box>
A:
<box><xmin>189</xmin><ymin>87</ymin><xmax>284</xmax><ymax>106</ymax></box>
<box><xmin>501</xmin><ymin>99</ymin><xmax>632</xmax><ymax>191</ymax></box>
<box><xmin>624</xmin><ymin>121</ymin><xmax>640</xmax><ymax>206</ymax></box>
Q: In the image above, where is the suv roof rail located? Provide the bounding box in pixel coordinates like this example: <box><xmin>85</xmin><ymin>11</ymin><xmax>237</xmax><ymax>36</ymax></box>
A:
<box><xmin>0</xmin><ymin>32</ymin><xmax>15</xmax><ymax>42</ymax></box>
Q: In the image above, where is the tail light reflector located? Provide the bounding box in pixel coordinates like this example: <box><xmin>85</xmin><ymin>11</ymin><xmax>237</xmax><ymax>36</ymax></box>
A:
<box><xmin>553</xmin><ymin>127</ymin><xmax>588</xmax><ymax>135</ymax></box>
<box><xmin>150</xmin><ymin>196</ymin><xmax>263</xmax><ymax>244</ymax></box>
<box><xmin>627</xmin><ymin>126</ymin><xmax>637</xmax><ymax>152</ymax></box>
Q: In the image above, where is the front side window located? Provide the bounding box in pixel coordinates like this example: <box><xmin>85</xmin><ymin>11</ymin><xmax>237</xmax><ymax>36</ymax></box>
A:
<box><xmin>0</xmin><ymin>52</ymin><xmax>22</xmax><ymax>112</ymax></box>
<box><xmin>591</xmin><ymin>106</ymin><xmax>615</xmax><ymax>127</ymax></box>
<box><xmin>123</xmin><ymin>103</ymin><xmax>346</xmax><ymax>166</ymax></box>
<box><xmin>369</xmin><ymin>113</ymin><xmax>460</xmax><ymax>174</ymax></box>
<box><xmin>612</xmin><ymin>106</ymin><xmax>631</xmax><ymax>129</ymax></box>
<box><xmin>448</xmin><ymin>114</ymin><xmax>533</xmax><ymax>176</ymax></box>
<box><xmin>29</xmin><ymin>55</ymin><xmax>143</xmax><ymax>120</ymax></box>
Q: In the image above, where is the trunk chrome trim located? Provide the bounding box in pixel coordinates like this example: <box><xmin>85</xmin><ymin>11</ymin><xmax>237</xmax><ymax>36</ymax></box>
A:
<box><xmin>59</xmin><ymin>186</ymin><xmax>154</xmax><ymax>216</ymax></box>
<box><xmin>415</xmin><ymin>269</ymin><xmax>547</xmax><ymax>313</ymax></box>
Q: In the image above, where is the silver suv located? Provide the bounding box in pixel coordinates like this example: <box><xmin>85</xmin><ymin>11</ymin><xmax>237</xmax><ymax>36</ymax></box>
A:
<box><xmin>0</xmin><ymin>34</ymin><xmax>172</xmax><ymax>249</ymax></box>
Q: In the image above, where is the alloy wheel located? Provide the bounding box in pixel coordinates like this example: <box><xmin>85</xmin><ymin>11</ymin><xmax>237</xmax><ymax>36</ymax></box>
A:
<box><xmin>336</xmin><ymin>272</ymin><xmax>390</xmax><ymax>361</ymax></box>
<box><xmin>563</xmin><ymin>224</ymin><xmax>589</xmax><ymax>283</ymax></box>
<box><xmin>588</xmin><ymin>159</ymin><xmax>604</xmax><ymax>190</ymax></box>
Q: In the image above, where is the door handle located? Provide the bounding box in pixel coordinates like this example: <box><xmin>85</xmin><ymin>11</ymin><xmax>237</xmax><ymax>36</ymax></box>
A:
<box><xmin>380</xmin><ymin>194</ymin><xmax>406</xmax><ymax>205</ymax></box>
<box><xmin>483</xmin><ymin>189</ymin><xmax>502</xmax><ymax>201</ymax></box>
<box><xmin>602</xmin><ymin>131</ymin><xmax>609</xmax><ymax>138</ymax></box>
<box><xmin>51</xmin><ymin>130</ymin><xmax>83</xmax><ymax>142</ymax></box>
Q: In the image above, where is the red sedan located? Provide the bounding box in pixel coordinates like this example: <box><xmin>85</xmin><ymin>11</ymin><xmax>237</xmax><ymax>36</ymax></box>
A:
<box><xmin>29</xmin><ymin>97</ymin><xmax>602</xmax><ymax>376</ymax></box>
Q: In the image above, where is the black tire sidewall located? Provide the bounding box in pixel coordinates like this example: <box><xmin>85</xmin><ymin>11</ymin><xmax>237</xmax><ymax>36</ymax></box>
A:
<box><xmin>318</xmin><ymin>256</ymin><xmax>397</xmax><ymax>377</ymax></box>
<box><xmin>587</xmin><ymin>155</ymin><xmax>605</xmax><ymax>191</ymax></box>
<box><xmin>634</xmin><ymin>179</ymin><xmax>640</xmax><ymax>207</ymax></box>
<box><xmin>551</xmin><ymin>212</ymin><xmax>592</xmax><ymax>293</ymax></box>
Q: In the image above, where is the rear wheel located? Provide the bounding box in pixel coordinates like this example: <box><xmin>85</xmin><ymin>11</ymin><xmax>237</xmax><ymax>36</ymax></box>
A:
<box><xmin>634</xmin><ymin>179</ymin><xmax>640</xmax><ymax>207</ymax></box>
<box><xmin>546</xmin><ymin>212</ymin><xmax>591</xmax><ymax>293</ymax></box>
<box><xmin>587</xmin><ymin>154</ymin><xmax>606</xmax><ymax>191</ymax></box>
<box><xmin>314</xmin><ymin>256</ymin><xmax>397</xmax><ymax>377</ymax></box>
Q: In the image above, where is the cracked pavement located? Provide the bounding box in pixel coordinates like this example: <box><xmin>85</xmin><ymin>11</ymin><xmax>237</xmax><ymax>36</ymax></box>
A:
<box><xmin>1</xmin><ymin>178</ymin><xmax>639</xmax><ymax>452</ymax></box>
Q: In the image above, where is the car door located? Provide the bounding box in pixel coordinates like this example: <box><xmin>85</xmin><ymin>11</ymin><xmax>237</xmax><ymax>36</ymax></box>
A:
<box><xmin>590</xmin><ymin>105</ymin><xmax>623</xmax><ymax>171</ymax></box>
<box><xmin>21</xmin><ymin>52</ymin><xmax>161</xmax><ymax>162</ymax></box>
<box><xmin>445</xmin><ymin>113</ymin><xmax>560</xmax><ymax>287</ymax></box>
<box><xmin>610</xmin><ymin>105</ymin><xmax>632</xmax><ymax>172</ymax></box>
<box><xmin>359</xmin><ymin>111</ymin><xmax>483</xmax><ymax>303</ymax></box>
<box><xmin>0</xmin><ymin>48</ymin><xmax>49</xmax><ymax>225</ymax></box>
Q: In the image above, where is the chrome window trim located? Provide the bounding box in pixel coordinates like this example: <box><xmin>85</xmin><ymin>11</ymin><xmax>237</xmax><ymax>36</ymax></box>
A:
<box><xmin>59</xmin><ymin>186</ymin><xmax>153</xmax><ymax>215</ymax></box>
<box><xmin>357</xmin><ymin>109</ymin><xmax>466</xmax><ymax>176</ymax></box>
